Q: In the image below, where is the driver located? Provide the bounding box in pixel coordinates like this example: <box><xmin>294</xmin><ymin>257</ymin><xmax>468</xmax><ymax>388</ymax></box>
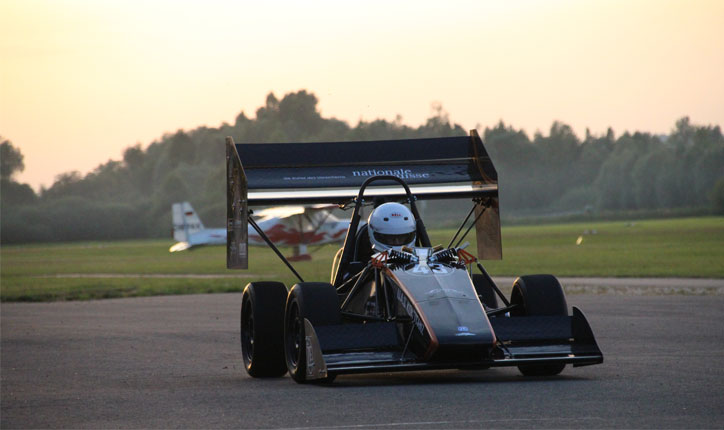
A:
<box><xmin>367</xmin><ymin>202</ymin><xmax>416</xmax><ymax>252</ymax></box>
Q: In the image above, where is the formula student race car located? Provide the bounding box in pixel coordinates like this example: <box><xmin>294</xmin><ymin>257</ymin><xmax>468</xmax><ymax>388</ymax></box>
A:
<box><xmin>225</xmin><ymin>131</ymin><xmax>603</xmax><ymax>383</ymax></box>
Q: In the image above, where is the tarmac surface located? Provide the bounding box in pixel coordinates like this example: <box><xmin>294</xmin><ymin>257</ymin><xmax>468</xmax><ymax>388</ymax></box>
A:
<box><xmin>2</xmin><ymin>288</ymin><xmax>724</xmax><ymax>428</ymax></box>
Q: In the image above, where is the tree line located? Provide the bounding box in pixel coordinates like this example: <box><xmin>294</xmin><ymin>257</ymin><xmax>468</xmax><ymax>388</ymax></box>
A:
<box><xmin>2</xmin><ymin>90</ymin><xmax>723</xmax><ymax>244</ymax></box>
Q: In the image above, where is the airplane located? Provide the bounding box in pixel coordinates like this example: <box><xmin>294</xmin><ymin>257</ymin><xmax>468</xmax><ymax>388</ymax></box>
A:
<box><xmin>170</xmin><ymin>202</ymin><xmax>349</xmax><ymax>260</ymax></box>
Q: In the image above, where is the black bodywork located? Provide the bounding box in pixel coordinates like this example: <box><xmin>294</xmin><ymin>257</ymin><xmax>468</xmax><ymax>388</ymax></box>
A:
<box><xmin>305</xmin><ymin>176</ymin><xmax>602</xmax><ymax>378</ymax></box>
<box><xmin>227</xmin><ymin>131</ymin><xmax>603</xmax><ymax>381</ymax></box>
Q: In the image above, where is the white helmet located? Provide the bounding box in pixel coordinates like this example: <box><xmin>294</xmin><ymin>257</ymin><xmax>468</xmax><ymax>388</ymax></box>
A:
<box><xmin>367</xmin><ymin>202</ymin><xmax>416</xmax><ymax>251</ymax></box>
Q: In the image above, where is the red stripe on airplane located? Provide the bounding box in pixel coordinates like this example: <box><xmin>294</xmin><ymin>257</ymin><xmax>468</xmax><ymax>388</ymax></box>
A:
<box><xmin>249</xmin><ymin>224</ymin><xmax>328</xmax><ymax>246</ymax></box>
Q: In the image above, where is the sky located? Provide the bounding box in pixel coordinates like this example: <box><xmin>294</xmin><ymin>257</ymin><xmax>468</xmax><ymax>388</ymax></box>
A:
<box><xmin>1</xmin><ymin>0</ymin><xmax>723</xmax><ymax>191</ymax></box>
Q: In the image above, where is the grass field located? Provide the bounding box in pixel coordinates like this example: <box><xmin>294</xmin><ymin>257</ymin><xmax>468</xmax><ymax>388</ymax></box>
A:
<box><xmin>1</xmin><ymin>216</ymin><xmax>722</xmax><ymax>301</ymax></box>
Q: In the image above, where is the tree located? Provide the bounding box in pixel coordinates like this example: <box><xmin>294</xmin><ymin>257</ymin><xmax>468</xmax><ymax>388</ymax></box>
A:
<box><xmin>418</xmin><ymin>103</ymin><xmax>465</xmax><ymax>137</ymax></box>
<box><xmin>0</xmin><ymin>138</ymin><xmax>38</xmax><ymax>215</ymax></box>
<box><xmin>1</xmin><ymin>138</ymin><xmax>25</xmax><ymax>180</ymax></box>
<box><xmin>123</xmin><ymin>144</ymin><xmax>145</xmax><ymax>170</ymax></box>
<box><xmin>482</xmin><ymin>121</ymin><xmax>545</xmax><ymax>210</ymax></box>
<box><xmin>42</xmin><ymin>171</ymin><xmax>84</xmax><ymax>200</ymax></box>
<box><xmin>165</xmin><ymin>131</ymin><xmax>196</xmax><ymax>166</ymax></box>
<box><xmin>1</xmin><ymin>179</ymin><xmax>36</xmax><ymax>206</ymax></box>
<box><xmin>710</xmin><ymin>176</ymin><xmax>724</xmax><ymax>214</ymax></box>
<box><xmin>278</xmin><ymin>90</ymin><xmax>325</xmax><ymax>138</ymax></box>
<box><xmin>3</xmin><ymin>90</ymin><xmax>722</xmax><ymax>244</ymax></box>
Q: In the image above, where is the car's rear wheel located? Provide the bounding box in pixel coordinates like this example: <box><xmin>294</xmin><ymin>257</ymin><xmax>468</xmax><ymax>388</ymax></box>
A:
<box><xmin>510</xmin><ymin>275</ymin><xmax>568</xmax><ymax>376</ymax></box>
<box><xmin>284</xmin><ymin>282</ymin><xmax>340</xmax><ymax>383</ymax></box>
<box><xmin>472</xmin><ymin>274</ymin><xmax>499</xmax><ymax>309</ymax></box>
<box><xmin>240</xmin><ymin>282</ymin><xmax>288</xmax><ymax>377</ymax></box>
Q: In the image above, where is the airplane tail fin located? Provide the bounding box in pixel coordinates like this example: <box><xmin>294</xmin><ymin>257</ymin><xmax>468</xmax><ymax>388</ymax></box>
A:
<box><xmin>172</xmin><ymin>202</ymin><xmax>205</xmax><ymax>242</ymax></box>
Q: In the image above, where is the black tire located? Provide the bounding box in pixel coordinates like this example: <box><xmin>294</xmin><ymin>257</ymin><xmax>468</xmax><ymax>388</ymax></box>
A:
<box><xmin>284</xmin><ymin>282</ymin><xmax>340</xmax><ymax>383</ymax></box>
<box><xmin>510</xmin><ymin>275</ymin><xmax>568</xmax><ymax>376</ymax></box>
<box><xmin>510</xmin><ymin>275</ymin><xmax>568</xmax><ymax>317</ymax></box>
<box><xmin>472</xmin><ymin>274</ymin><xmax>499</xmax><ymax>309</ymax></box>
<box><xmin>240</xmin><ymin>282</ymin><xmax>288</xmax><ymax>377</ymax></box>
<box><xmin>518</xmin><ymin>364</ymin><xmax>566</xmax><ymax>377</ymax></box>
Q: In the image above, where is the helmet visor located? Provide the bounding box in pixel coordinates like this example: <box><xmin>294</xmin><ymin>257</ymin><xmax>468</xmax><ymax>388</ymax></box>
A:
<box><xmin>372</xmin><ymin>230</ymin><xmax>416</xmax><ymax>246</ymax></box>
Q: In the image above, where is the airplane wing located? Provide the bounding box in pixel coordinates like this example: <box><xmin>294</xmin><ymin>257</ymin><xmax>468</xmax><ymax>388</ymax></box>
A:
<box><xmin>250</xmin><ymin>204</ymin><xmax>346</xmax><ymax>249</ymax></box>
<box><xmin>169</xmin><ymin>241</ymin><xmax>192</xmax><ymax>252</ymax></box>
<box><xmin>254</xmin><ymin>204</ymin><xmax>338</xmax><ymax>221</ymax></box>
<box><xmin>254</xmin><ymin>206</ymin><xmax>305</xmax><ymax>220</ymax></box>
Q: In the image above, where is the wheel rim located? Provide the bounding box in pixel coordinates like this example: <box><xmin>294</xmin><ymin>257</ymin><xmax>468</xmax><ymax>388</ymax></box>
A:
<box><xmin>285</xmin><ymin>303</ymin><xmax>303</xmax><ymax>370</ymax></box>
<box><xmin>510</xmin><ymin>286</ymin><xmax>526</xmax><ymax>317</ymax></box>
<box><xmin>241</xmin><ymin>296</ymin><xmax>254</xmax><ymax>366</ymax></box>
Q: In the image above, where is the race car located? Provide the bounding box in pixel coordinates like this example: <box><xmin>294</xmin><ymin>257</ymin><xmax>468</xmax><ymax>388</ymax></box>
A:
<box><xmin>225</xmin><ymin>131</ymin><xmax>603</xmax><ymax>383</ymax></box>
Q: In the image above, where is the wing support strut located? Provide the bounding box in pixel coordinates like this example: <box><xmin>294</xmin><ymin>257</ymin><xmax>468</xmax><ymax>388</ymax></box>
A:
<box><xmin>447</xmin><ymin>205</ymin><xmax>476</xmax><ymax>249</ymax></box>
<box><xmin>475</xmin><ymin>260</ymin><xmax>510</xmax><ymax>308</ymax></box>
<box><xmin>247</xmin><ymin>214</ymin><xmax>305</xmax><ymax>283</ymax></box>
<box><xmin>448</xmin><ymin>201</ymin><xmax>488</xmax><ymax>249</ymax></box>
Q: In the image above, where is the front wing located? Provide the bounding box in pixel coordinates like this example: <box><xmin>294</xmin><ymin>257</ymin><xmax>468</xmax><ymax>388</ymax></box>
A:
<box><xmin>302</xmin><ymin>307</ymin><xmax>603</xmax><ymax>379</ymax></box>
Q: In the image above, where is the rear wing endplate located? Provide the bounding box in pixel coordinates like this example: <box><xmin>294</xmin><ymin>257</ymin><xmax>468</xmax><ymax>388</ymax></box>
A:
<box><xmin>226</xmin><ymin>137</ymin><xmax>248</xmax><ymax>269</ymax></box>
<box><xmin>226</xmin><ymin>131</ymin><xmax>502</xmax><ymax>269</ymax></box>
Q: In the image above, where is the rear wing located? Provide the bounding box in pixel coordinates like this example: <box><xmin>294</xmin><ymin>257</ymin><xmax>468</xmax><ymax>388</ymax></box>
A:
<box><xmin>226</xmin><ymin>131</ymin><xmax>502</xmax><ymax>269</ymax></box>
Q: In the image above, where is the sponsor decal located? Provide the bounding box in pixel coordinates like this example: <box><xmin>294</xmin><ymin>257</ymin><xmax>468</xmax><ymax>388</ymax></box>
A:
<box><xmin>230</xmin><ymin>242</ymin><xmax>247</xmax><ymax>258</ymax></box>
<box><xmin>306</xmin><ymin>335</ymin><xmax>315</xmax><ymax>376</ymax></box>
<box><xmin>175</xmin><ymin>223</ymin><xmax>202</xmax><ymax>230</ymax></box>
<box><xmin>352</xmin><ymin>168</ymin><xmax>431</xmax><ymax>179</ymax></box>
<box><xmin>425</xmin><ymin>287</ymin><xmax>468</xmax><ymax>299</ymax></box>
<box><xmin>406</xmin><ymin>264</ymin><xmax>450</xmax><ymax>276</ymax></box>
<box><xmin>282</xmin><ymin>175</ymin><xmax>346</xmax><ymax>181</ymax></box>
<box><xmin>395</xmin><ymin>288</ymin><xmax>425</xmax><ymax>335</ymax></box>
<box><xmin>455</xmin><ymin>326</ymin><xmax>475</xmax><ymax>336</ymax></box>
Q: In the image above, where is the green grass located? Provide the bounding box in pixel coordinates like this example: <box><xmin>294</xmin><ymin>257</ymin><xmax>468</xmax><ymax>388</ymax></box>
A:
<box><xmin>1</xmin><ymin>216</ymin><xmax>722</xmax><ymax>301</ymax></box>
<box><xmin>471</xmin><ymin>217</ymin><xmax>724</xmax><ymax>278</ymax></box>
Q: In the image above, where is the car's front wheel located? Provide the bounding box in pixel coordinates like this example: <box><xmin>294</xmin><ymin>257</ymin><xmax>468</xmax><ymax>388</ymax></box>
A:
<box><xmin>510</xmin><ymin>275</ymin><xmax>568</xmax><ymax>376</ymax></box>
<box><xmin>284</xmin><ymin>282</ymin><xmax>340</xmax><ymax>383</ymax></box>
<box><xmin>472</xmin><ymin>274</ymin><xmax>499</xmax><ymax>309</ymax></box>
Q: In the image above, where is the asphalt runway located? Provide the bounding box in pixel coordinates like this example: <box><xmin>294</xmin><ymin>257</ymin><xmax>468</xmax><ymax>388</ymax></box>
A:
<box><xmin>2</xmin><ymin>291</ymin><xmax>723</xmax><ymax>429</ymax></box>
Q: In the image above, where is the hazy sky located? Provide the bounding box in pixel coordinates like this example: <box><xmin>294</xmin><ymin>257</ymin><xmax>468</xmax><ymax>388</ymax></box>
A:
<box><xmin>2</xmin><ymin>0</ymin><xmax>723</xmax><ymax>191</ymax></box>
